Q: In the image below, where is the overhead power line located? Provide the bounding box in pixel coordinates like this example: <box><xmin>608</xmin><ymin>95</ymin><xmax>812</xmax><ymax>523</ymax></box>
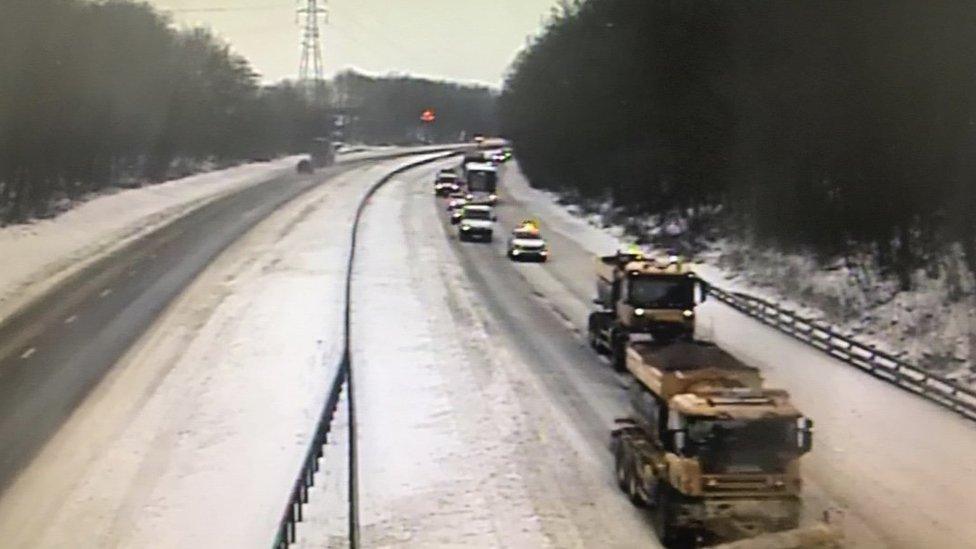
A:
<box><xmin>163</xmin><ymin>4</ymin><xmax>290</xmax><ymax>14</ymax></box>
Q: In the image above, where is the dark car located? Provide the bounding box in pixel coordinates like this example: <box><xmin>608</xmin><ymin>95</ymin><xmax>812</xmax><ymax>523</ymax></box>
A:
<box><xmin>434</xmin><ymin>172</ymin><xmax>461</xmax><ymax>196</ymax></box>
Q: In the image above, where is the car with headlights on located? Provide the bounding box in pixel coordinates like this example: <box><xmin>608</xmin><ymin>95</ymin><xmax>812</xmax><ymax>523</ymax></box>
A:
<box><xmin>457</xmin><ymin>205</ymin><xmax>496</xmax><ymax>242</ymax></box>
<box><xmin>507</xmin><ymin>225</ymin><xmax>549</xmax><ymax>261</ymax></box>
<box><xmin>434</xmin><ymin>171</ymin><xmax>461</xmax><ymax>196</ymax></box>
<box><xmin>446</xmin><ymin>191</ymin><xmax>468</xmax><ymax>214</ymax></box>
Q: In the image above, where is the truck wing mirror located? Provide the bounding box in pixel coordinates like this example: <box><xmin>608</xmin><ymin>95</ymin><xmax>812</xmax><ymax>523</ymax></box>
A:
<box><xmin>796</xmin><ymin>417</ymin><xmax>813</xmax><ymax>453</ymax></box>
<box><xmin>672</xmin><ymin>430</ymin><xmax>688</xmax><ymax>454</ymax></box>
<box><xmin>699</xmin><ymin>280</ymin><xmax>710</xmax><ymax>303</ymax></box>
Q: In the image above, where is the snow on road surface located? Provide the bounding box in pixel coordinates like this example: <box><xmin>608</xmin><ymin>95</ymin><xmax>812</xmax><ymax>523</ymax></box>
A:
<box><xmin>0</xmin><ymin>155</ymin><xmax>448</xmax><ymax>548</ymax></box>
<box><xmin>9</xmin><ymin>150</ymin><xmax>971</xmax><ymax>548</ymax></box>
<box><xmin>0</xmin><ymin>156</ymin><xmax>300</xmax><ymax>324</ymax></box>
<box><xmin>0</xmin><ymin>146</ymin><xmax>451</xmax><ymax>326</ymax></box>
<box><xmin>499</xmin><ymin>160</ymin><xmax>976</xmax><ymax>548</ymax></box>
<box><xmin>299</xmin><ymin>162</ymin><xmax>655</xmax><ymax>548</ymax></box>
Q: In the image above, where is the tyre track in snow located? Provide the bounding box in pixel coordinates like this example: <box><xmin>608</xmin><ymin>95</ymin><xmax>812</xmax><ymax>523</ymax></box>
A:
<box><xmin>274</xmin><ymin>151</ymin><xmax>467</xmax><ymax>549</ymax></box>
<box><xmin>0</xmin><ymin>147</ymin><xmax>463</xmax><ymax>498</ymax></box>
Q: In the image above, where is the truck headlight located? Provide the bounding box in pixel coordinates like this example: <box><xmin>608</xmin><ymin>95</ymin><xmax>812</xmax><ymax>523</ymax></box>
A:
<box><xmin>540</xmin><ymin>250</ymin><xmax>548</xmax><ymax>256</ymax></box>
<box><xmin>512</xmin><ymin>250</ymin><xmax>521</xmax><ymax>256</ymax></box>
<box><xmin>683</xmin><ymin>309</ymin><xmax>694</xmax><ymax>318</ymax></box>
<box><xmin>634</xmin><ymin>308</ymin><xmax>645</xmax><ymax>316</ymax></box>
<box><xmin>461</xmin><ymin>225</ymin><xmax>470</xmax><ymax>231</ymax></box>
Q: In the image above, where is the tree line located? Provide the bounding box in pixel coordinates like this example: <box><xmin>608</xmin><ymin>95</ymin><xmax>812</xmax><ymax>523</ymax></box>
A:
<box><xmin>500</xmin><ymin>1</ymin><xmax>976</xmax><ymax>287</ymax></box>
<box><xmin>0</xmin><ymin>0</ymin><xmax>496</xmax><ymax>224</ymax></box>
<box><xmin>332</xmin><ymin>70</ymin><xmax>497</xmax><ymax>145</ymax></box>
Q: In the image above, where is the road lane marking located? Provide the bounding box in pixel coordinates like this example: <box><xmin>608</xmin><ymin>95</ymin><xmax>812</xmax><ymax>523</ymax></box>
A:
<box><xmin>99</xmin><ymin>288</ymin><xmax>113</xmax><ymax>298</ymax></box>
<box><xmin>20</xmin><ymin>347</ymin><xmax>36</xmax><ymax>360</ymax></box>
<box><xmin>64</xmin><ymin>315</ymin><xmax>78</xmax><ymax>324</ymax></box>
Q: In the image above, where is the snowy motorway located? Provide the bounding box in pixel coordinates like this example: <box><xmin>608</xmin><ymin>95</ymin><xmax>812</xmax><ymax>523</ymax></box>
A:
<box><xmin>299</xmin><ymin>159</ymin><xmax>976</xmax><ymax>548</ymax></box>
<box><xmin>0</xmin><ymin>151</ymin><xmax>457</xmax><ymax>547</ymax></box>
<box><xmin>1</xmin><ymin>152</ymin><xmax>975</xmax><ymax>548</ymax></box>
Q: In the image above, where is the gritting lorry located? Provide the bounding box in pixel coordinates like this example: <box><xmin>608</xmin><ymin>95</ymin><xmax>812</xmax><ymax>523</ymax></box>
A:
<box><xmin>588</xmin><ymin>250</ymin><xmax>707</xmax><ymax>371</ymax></box>
<box><xmin>611</xmin><ymin>340</ymin><xmax>814</xmax><ymax>547</ymax></box>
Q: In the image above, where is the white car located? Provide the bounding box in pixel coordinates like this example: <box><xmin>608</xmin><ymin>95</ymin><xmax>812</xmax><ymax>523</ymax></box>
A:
<box><xmin>457</xmin><ymin>205</ymin><xmax>496</xmax><ymax>242</ymax></box>
<box><xmin>507</xmin><ymin>228</ymin><xmax>548</xmax><ymax>261</ymax></box>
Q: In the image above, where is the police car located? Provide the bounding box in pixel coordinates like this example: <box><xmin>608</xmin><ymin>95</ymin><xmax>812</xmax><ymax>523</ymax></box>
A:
<box><xmin>507</xmin><ymin>221</ymin><xmax>549</xmax><ymax>262</ymax></box>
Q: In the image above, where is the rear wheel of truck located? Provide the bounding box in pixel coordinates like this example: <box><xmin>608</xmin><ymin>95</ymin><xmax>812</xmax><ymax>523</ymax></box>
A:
<box><xmin>587</xmin><ymin>328</ymin><xmax>601</xmax><ymax>352</ymax></box>
<box><xmin>613</xmin><ymin>439</ymin><xmax>629</xmax><ymax>491</ymax></box>
<box><xmin>626</xmin><ymin>461</ymin><xmax>648</xmax><ymax>507</ymax></box>
<box><xmin>611</xmin><ymin>329</ymin><xmax>628</xmax><ymax>373</ymax></box>
<box><xmin>586</xmin><ymin>313</ymin><xmax>602</xmax><ymax>352</ymax></box>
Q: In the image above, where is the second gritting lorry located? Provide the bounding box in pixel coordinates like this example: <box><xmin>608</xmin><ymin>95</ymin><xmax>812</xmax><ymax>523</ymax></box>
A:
<box><xmin>588</xmin><ymin>250</ymin><xmax>708</xmax><ymax>372</ymax></box>
<box><xmin>611</xmin><ymin>340</ymin><xmax>814</xmax><ymax>547</ymax></box>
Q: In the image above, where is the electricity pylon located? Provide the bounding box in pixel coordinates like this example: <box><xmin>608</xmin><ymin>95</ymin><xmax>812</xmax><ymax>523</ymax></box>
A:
<box><xmin>298</xmin><ymin>0</ymin><xmax>327</xmax><ymax>87</ymax></box>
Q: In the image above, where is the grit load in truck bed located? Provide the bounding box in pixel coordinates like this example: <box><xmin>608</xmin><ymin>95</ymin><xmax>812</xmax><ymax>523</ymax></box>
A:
<box><xmin>611</xmin><ymin>340</ymin><xmax>814</xmax><ymax>547</ymax></box>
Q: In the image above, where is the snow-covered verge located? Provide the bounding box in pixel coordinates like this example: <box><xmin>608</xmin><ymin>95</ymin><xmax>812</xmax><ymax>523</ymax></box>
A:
<box><xmin>353</xmin><ymin>186</ymin><xmax>558</xmax><ymax>547</ymax></box>
<box><xmin>0</xmin><ymin>145</ymin><xmax>462</xmax><ymax>327</ymax></box>
<box><xmin>0</xmin><ymin>158</ymin><xmax>438</xmax><ymax>548</ymax></box>
<box><xmin>502</xmin><ymin>161</ymin><xmax>976</xmax><ymax>390</ymax></box>
<box><xmin>699</xmin><ymin>241</ymin><xmax>976</xmax><ymax>387</ymax></box>
<box><xmin>0</xmin><ymin>156</ymin><xmax>300</xmax><ymax>324</ymax></box>
<box><xmin>501</xmin><ymin>161</ymin><xmax>976</xmax><ymax>548</ymax></box>
<box><xmin>298</xmin><ymin>162</ymin><xmax>654</xmax><ymax>547</ymax></box>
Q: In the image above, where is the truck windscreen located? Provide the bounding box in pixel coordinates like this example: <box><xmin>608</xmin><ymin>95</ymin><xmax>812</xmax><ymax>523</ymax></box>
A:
<box><xmin>628</xmin><ymin>277</ymin><xmax>694</xmax><ymax>309</ymax></box>
<box><xmin>464</xmin><ymin>209</ymin><xmax>491</xmax><ymax>220</ymax></box>
<box><xmin>687</xmin><ymin>418</ymin><xmax>796</xmax><ymax>474</ymax></box>
<box><xmin>467</xmin><ymin>170</ymin><xmax>497</xmax><ymax>193</ymax></box>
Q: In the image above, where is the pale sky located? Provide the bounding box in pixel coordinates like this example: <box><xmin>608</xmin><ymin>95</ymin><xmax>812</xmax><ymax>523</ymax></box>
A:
<box><xmin>150</xmin><ymin>0</ymin><xmax>561</xmax><ymax>86</ymax></box>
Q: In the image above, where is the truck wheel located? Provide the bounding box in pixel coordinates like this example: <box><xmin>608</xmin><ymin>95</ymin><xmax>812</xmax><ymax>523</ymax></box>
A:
<box><xmin>613</xmin><ymin>441</ymin><xmax>629</xmax><ymax>491</ymax></box>
<box><xmin>627</xmin><ymin>462</ymin><xmax>648</xmax><ymax>508</ymax></box>
<box><xmin>587</xmin><ymin>313</ymin><xmax>601</xmax><ymax>351</ymax></box>
<box><xmin>588</xmin><ymin>330</ymin><xmax>600</xmax><ymax>352</ymax></box>
<box><xmin>611</xmin><ymin>333</ymin><xmax>627</xmax><ymax>373</ymax></box>
<box><xmin>627</xmin><ymin>455</ymin><xmax>648</xmax><ymax>508</ymax></box>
